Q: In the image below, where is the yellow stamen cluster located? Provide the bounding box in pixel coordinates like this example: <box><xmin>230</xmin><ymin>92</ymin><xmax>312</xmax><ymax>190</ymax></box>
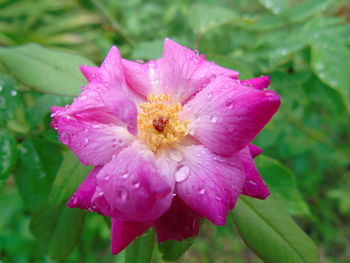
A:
<box><xmin>138</xmin><ymin>94</ymin><xmax>190</xmax><ymax>152</ymax></box>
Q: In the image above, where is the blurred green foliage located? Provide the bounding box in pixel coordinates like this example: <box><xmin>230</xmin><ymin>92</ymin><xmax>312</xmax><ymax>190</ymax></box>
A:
<box><xmin>0</xmin><ymin>0</ymin><xmax>349</xmax><ymax>262</ymax></box>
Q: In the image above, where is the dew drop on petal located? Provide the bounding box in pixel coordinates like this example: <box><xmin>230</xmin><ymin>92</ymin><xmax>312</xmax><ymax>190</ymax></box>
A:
<box><xmin>210</xmin><ymin>114</ymin><xmax>218</xmax><ymax>123</ymax></box>
<box><xmin>175</xmin><ymin>165</ymin><xmax>190</xmax><ymax>182</ymax></box>
<box><xmin>70</xmin><ymin>194</ymin><xmax>79</xmax><ymax>206</ymax></box>
<box><xmin>169</xmin><ymin>148</ymin><xmax>184</xmax><ymax>162</ymax></box>
<box><xmin>225</xmin><ymin>99</ymin><xmax>234</xmax><ymax>109</ymax></box>
<box><xmin>247</xmin><ymin>179</ymin><xmax>258</xmax><ymax>186</ymax></box>
<box><xmin>117</xmin><ymin>188</ymin><xmax>128</xmax><ymax>201</ymax></box>
<box><xmin>132</xmin><ymin>180</ymin><xmax>140</xmax><ymax>188</ymax></box>
<box><xmin>60</xmin><ymin>132</ymin><xmax>70</xmax><ymax>144</ymax></box>
<box><xmin>121</xmin><ymin>172</ymin><xmax>129</xmax><ymax>179</ymax></box>
<box><xmin>198</xmin><ymin>186</ymin><xmax>206</xmax><ymax>195</ymax></box>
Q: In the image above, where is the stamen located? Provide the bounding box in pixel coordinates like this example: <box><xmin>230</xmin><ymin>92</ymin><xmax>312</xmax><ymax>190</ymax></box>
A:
<box><xmin>137</xmin><ymin>94</ymin><xmax>190</xmax><ymax>151</ymax></box>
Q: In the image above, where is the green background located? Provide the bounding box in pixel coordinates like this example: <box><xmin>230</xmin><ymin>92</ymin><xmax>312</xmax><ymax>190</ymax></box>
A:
<box><xmin>0</xmin><ymin>0</ymin><xmax>349</xmax><ymax>262</ymax></box>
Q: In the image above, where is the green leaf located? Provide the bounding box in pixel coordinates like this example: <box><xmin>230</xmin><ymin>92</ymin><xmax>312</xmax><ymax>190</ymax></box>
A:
<box><xmin>125</xmin><ymin>229</ymin><xmax>155</xmax><ymax>263</ymax></box>
<box><xmin>27</xmin><ymin>93</ymin><xmax>72</xmax><ymax>127</ymax></box>
<box><xmin>189</xmin><ymin>3</ymin><xmax>237</xmax><ymax>35</ymax></box>
<box><xmin>0</xmin><ymin>44</ymin><xmax>95</xmax><ymax>96</ymax></box>
<box><xmin>206</xmin><ymin>55</ymin><xmax>253</xmax><ymax>79</ymax></box>
<box><xmin>0</xmin><ymin>74</ymin><xmax>21</xmax><ymax>124</ymax></box>
<box><xmin>159</xmin><ymin>238</ymin><xmax>195</xmax><ymax>261</ymax></box>
<box><xmin>256</xmin><ymin>155</ymin><xmax>311</xmax><ymax>216</ymax></box>
<box><xmin>30</xmin><ymin>200</ymin><xmax>85</xmax><ymax>261</ymax></box>
<box><xmin>131</xmin><ymin>39</ymin><xmax>164</xmax><ymax>60</ymax></box>
<box><xmin>49</xmin><ymin>151</ymin><xmax>92</xmax><ymax>207</ymax></box>
<box><xmin>311</xmin><ymin>36</ymin><xmax>350</xmax><ymax>110</ymax></box>
<box><xmin>258</xmin><ymin>0</ymin><xmax>288</xmax><ymax>15</ymax></box>
<box><xmin>287</xmin><ymin>0</ymin><xmax>338</xmax><ymax>23</ymax></box>
<box><xmin>248</xmin><ymin>14</ymin><xmax>285</xmax><ymax>31</ymax></box>
<box><xmin>14</xmin><ymin>138</ymin><xmax>62</xmax><ymax>211</ymax></box>
<box><xmin>0</xmin><ymin>129</ymin><xmax>17</xmax><ymax>180</ymax></box>
<box><xmin>233</xmin><ymin>196</ymin><xmax>320</xmax><ymax>263</ymax></box>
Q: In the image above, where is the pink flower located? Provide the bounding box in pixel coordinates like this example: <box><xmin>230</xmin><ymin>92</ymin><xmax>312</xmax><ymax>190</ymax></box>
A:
<box><xmin>51</xmin><ymin>39</ymin><xmax>280</xmax><ymax>254</ymax></box>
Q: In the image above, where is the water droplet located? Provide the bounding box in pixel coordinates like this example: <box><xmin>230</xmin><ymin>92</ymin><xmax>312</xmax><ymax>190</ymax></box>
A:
<box><xmin>104</xmin><ymin>175</ymin><xmax>110</xmax><ymax>181</ymax></box>
<box><xmin>80</xmin><ymin>95</ymin><xmax>87</xmax><ymax>100</ymax></box>
<box><xmin>117</xmin><ymin>188</ymin><xmax>128</xmax><ymax>201</ymax></box>
<box><xmin>169</xmin><ymin>149</ymin><xmax>183</xmax><ymax>162</ymax></box>
<box><xmin>60</xmin><ymin>132</ymin><xmax>70</xmax><ymax>144</ymax></box>
<box><xmin>10</xmin><ymin>90</ymin><xmax>17</xmax><ymax>96</ymax></box>
<box><xmin>210</xmin><ymin>114</ymin><xmax>218</xmax><ymax>123</ymax></box>
<box><xmin>215</xmin><ymin>195</ymin><xmax>222</xmax><ymax>201</ymax></box>
<box><xmin>198</xmin><ymin>186</ymin><xmax>206</xmax><ymax>195</ymax></box>
<box><xmin>132</xmin><ymin>180</ymin><xmax>140</xmax><ymax>188</ymax></box>
<box><xmin>225</xmin><ymin>99</ymin><xmax>234</xmax><ymax>109</ymax></box>
<box><xmin>247</xmin><ymin>179</ymin><xmax>258</xmax><ymax>186</ymax></box>
<box><xmin>84</xmin><ymin>138</ymin><xmax>89</xmax><ymax>144</ymax></box>
<box><xmin>70</xmin><ymin>194</ymin><xmax>79</xmax><ymax>206</ymax></box>
<box><xmin>0</xmin><ymin>86</ymin><xmax>3</xmax><ymax>92</ymax></box>
<box><xmin>175</xmin><ymin>165</ymin><xmax>190</xmax><ymax>182</ymax></box>
<box><xmin>207</xmin><ymin>93</ymin><xmax>213</xmax><ymax>100</ymax></box>
<box><xmin>121</xmin><ymin>172</ymin><xmax>129</xmax><ymax>179</ymax></box>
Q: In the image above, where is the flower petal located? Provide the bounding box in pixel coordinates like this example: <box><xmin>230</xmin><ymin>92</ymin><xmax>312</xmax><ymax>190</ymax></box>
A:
<box><xmin>241</xmin><ymin>76</ymin><xmax>270</xmax><ymax>90</ymax></box>
<box><xmin>122</xmin><ymin>59</ymin><xmax>152</xmax><ymax>97</ymax></box>
<box><xmin>80</xmin><ymin>65</ymin><xmax>99</xmax><ymax>82</ymax></box>
<box><xmin>67</xmin><ymin>167</ymin><xmax>101</xmax><ymax>211</ymax></box>
<box><xmin>240</xmin><ymin>147</ymin><xmax>269</xmax><ymax>199</ymax></box>
<box><xmin>248</xmin><ymin>144</ymin><xmax>263</xmax><ymax>158</ymax></box>
<box><xmin>181</xmin><ymin>76</ymin><xmax>280</xmax><ymax>156</ymax></box>
<box><xmin>52</xmin><ymin>113</ymin><xmax>134</xmax><ymax>166</ymax></box>
<box><xmin>93</xmin><ymin>46</ymin><xmax>127</xmax><ymax>91</ymax></box>
<box><xmin>175</xmin><ymin>145</ymin><xmax>245</xmax><ymax>225</ymax></box>
<box><xmin>95</xmin><ymin>143</ymin><xmax>173</xmax><ymax>222</ymax></box>
<box><xmin>158</xmin><ymin>39</ymin><xmax>239</xmax><ymax>102</ymax></box>
<box><xmin>111</xmin><ymin>219</ymin><xmax>151</xmax><ymax>254</ymax></box>
<box><xmin>155</xmin><ymin>197</ymin><xmax>201</xmax><ymax>243</ymax></box>
<box><xmin>122</xmin><ymin>39</ymin><xmax>238</xmax><ymax>102</ymax></box>
<box><xmin>100</xmin><ymin>89</ymin><xmax>138</xmax><ymax>135</ymax></box>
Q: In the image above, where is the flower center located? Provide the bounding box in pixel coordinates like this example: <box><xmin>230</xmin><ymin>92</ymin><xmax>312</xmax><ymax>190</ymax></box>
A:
<box><xmin>138</xmin><ymin>94</ymin><xmax>190</xmax><ymax>151</ymax></box>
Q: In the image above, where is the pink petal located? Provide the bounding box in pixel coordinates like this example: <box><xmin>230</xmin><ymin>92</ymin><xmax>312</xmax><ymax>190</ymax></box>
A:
<box><xmin>175</xmin><ymin>145</ymin><xmax>245</xmax><ymax>225</ymax></box>
<box><xmin>100</xmin><ymin>89</ymin><xmax>138</xmax><ymax>135</ymax></box>
<box><xmin>52</xmin><ymin>113</ymin><xmax>134</xmax><ymax>166</ymax></box>
<box><xmin>122</xmin><ymin>59</ymin><xmax>152</xmax><ymax>97</ymax></box>
<box><xmin>155</xmin><ymin>197</ymin><xmax>201</xmax><ymax>243</ymax></box>
<box><xmin>248</xmin><ymin>144</ymin><xmax>263</xmax><ymax>158</ymax></box>
<box><xmin>95</xmin><ymin>144</ymin><xmax>173</xmax><ymax>222</ymax></box>
<box><xmin>241</xmin><ymin>76</ymin><xmax>270</xmax><ymax>90</ymax></box>
<box><xmin>111</xmin><ymin>219</ymin><xmax>151</xmax><ymax>254</ymax></box>
<box><xmin>93</xmin><ymin>46</ymin><xmax>127</xmax><ymax>91</ymax></box>
<box><xmin>181</xmin><ymin>76</ymin><xmax>280</xmax><ymax>156</ymax></box>
<box><xmin>159</xmin><ymin>39</ymin><xmax>239</xmax><ymax>102</ymax></box>
<box><xmin>67</xmin><ymin>167</ymin><xmax>101</xmax><ymax>211</ymax></box>
<box><xmin>122</xmin><ymin>39</ymin><xmax>238</xmax><ymax>102</ymax></box>
<box><xmin>240</xmin><ymin>147</ymin><xmax>269</xmax><ymax>199</ymax></box>
<box><xmin>80</xmin><ymin>65</ymin><xmax>99</xmax><ymax>82</ymax></box>
<box><xmin>62</xmin><ymin>46</ymin><xmax>142</xmax><ymax>119</ymax></box>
